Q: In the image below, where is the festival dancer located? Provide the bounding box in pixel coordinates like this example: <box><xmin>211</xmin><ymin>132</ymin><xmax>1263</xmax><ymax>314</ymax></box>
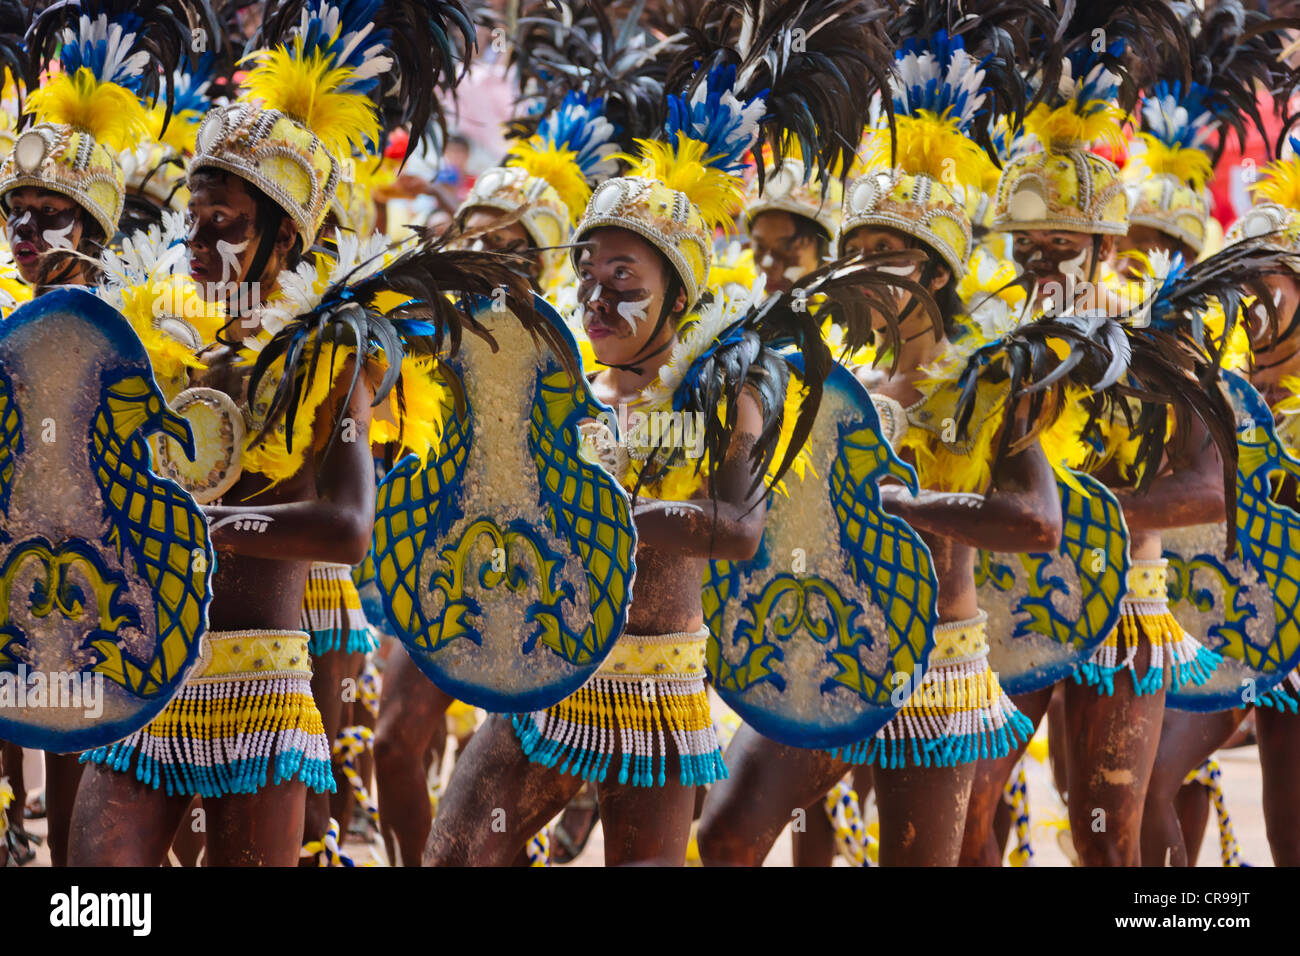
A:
<box><xmin>1099</xmin><ymin>2</ymin><xmax>1300</xmax><ymax>868</ymax></box>
<box><xmin>1137</xmin><ymin>142</ymin><xmax>1300</xmax><ymax>866</ymax></box>
<box><xmin>699</xmin><ymin>0</ymin><xmax>1073</xmax><ymax>867</ymax></box>
<box><xmin>0</xmin><ymin>0</ymin><xmax>197</xmax><ymax>865</ymax></box>
<box><xmin>376</xmin><ymin>87</ymin><xmax>623</xmax><ymax>865</ymax></box>
<box><xmin>422</xmin><ymin>0</ymin><xmax>886</xmax><ymax>867</ymax></box>
<box><xmin>67</xmin><ymin>0</ymin><xmax>498</xmax><ymax>867</ymax></box>
<box><xmin>962</xmin><ymin>0</ymin><xmax>1265</xmax><ymax>867</ymax></box>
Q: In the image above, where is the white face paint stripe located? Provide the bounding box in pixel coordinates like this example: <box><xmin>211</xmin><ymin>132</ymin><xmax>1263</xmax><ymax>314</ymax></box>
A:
<box><xmin>42</xmin><ymin>221</ymin><xmax>74</xmax><ymax>250</ymax></box>
<box><xmin>1059</xmin><ymin>247</ymin><xmax>1089</xmax><ymax>282</ymax></box>
<box><xmin>759</xmin><ymin>253</ymin><xmax>776</xmax><ymax>269</ymax></box>
<box><xmin>616</xmin><ymin>295</ymin><xmax>652</xmax><ymax>331</ymax></box>
<box><xmin>10</xmin><ymin>210</ymin><xmax>32</xmax><ymax>230</ymax></box>
<box><xmin>876</xmin><ymin>263</ymin><xmax>915</xmax><ymax>276</ymax></box>
<box><xmin>216</xmin><ymin>238</ymin><xmax>249</xmax><ymax>283</ymax></box>
<box><xmin>585</xmin><ymin>283</ymin><xmax>604</xmax><ymax>305</ymax></box>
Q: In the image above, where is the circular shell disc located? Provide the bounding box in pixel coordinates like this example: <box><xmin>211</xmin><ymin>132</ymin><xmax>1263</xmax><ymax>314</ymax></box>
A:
<box><xmin>156</xmin><ymin>386</ymin><xmax>245</xmax><ymax>504</ymax></box>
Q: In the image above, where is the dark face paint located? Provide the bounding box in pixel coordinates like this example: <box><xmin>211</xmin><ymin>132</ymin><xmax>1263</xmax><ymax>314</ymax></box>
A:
<box><xmin>4</xmin><ymin>187</ymin><xmax>85</xmax><ymax>286</ymax></box>
<box><xmin>749</xmin><ymin>211</ymin><xmax>820</xmax><ymax>294</ymax></box>
<box><xmin>459</xmin><ymin>209</ymin><xmax>539</xmax><ymax>286</ymax></box>
<box><xmin>186</xmin><ymin>176</ymin><xmax>260</xmax><ymax>299</ymax></box>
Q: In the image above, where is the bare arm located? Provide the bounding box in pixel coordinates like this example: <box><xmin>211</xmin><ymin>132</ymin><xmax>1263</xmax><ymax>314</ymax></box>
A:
<box><xmin>1110</xmin><ymin>417</ymin><xmax>1226</xmax><ymax>531</ymax></box>
<box><xmin>203</xmin><ymin>353</ymin><xmax>377</xmax><ymax>565</ymax></box>
<box><xmin>883</xmin><ymin>409</ymin><xmax>1063</xmax><ymax>553</ymax></box>
<box><xmin>626</xmin><ymin>389</ymin><xmax>769</xmax><ymax>561</ymax></box>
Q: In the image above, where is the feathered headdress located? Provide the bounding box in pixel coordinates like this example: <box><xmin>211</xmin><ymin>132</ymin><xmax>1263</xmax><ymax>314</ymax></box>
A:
<box><xmin>505</xmin><ymin>0</ymin><xmax>679</xmax><ymax>152</ymax></box>
<box><xmin>575</xmin><ymin>0</ymin><xmax>889</xmax><ymax>308</ymax></box>
<box><xmin>252</xmin><ymin>0</ymin><xmax>474</xmax><ymax>159</ymax></box>
<box><xmin>191</xmin><ymin>0</ymin><xmax>474</xmax><ymax>246</ymax></box>
<box><xmin>0</xmin><ymin>0</ymin><xmax>191</xmax><ymax>238</ymax></box>
<box><xmin>993</xmin><ymin>0</ymin><xmax>1190</xmax><ymax>236</ymax></box>
<box><xmin>1127</xmin><ymin>1</ymin><xmax>1300</xmax><ymax>255</ymax></box>
<box><xmin>845</xmin><ymin>0</ymin><xmax>1034</xmax><ymax>280</ymax></box>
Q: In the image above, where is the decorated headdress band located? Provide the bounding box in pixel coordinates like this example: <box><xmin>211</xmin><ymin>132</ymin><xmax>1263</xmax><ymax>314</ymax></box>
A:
<box><xmin>574</xmin><ymin>0</ymin><xmax>888</xmax><ymax>310</ymax></box>
<box><xmin>844</xmin><ymin>27</ymin><xmax>1005</xmax><ymax>279</ymax></box>
<box><xmin>993</xmin><ymin>0</ymin><xmax>1191</xmax><ymax>237</ymax></box>
<box><xmin>0</xmin><ymin>0</ymin><xmax>190</xmax><ymax>239</ymax></box>
<box><xmin>1127</xmin><ymin>2</ymin><xmax>1299</xmax><ymax>256</ymax></box>
<box><xmin>458</xmin><ymin>89</ymin><xmax>619</xmax><ymax>279</ymax></box>
<box><xmin>191</xmin><ymin>0</ymin><xmax>473</xmax><ymax>247</ymax></box>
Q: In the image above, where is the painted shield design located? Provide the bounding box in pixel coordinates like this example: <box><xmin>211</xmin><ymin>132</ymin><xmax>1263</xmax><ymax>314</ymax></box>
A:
<box><xmin>1165</xmin><ymin>372</ymin><xmax>1300</xmax><ymax>711</ymax></box>
<box><xmin>370</xmin><ymin>295</ymin><xmax>637</xmax><ymax>711</ymax></box>
<box><xmin>702</xmin><ymin>360</ymin><xmax>938</xmax><ymax>748</ymax></box>
<box><xmin>0</xmin><ymin>289</ymin><xmax>213</xmax><ymax>751</ymax></box>
<box><xmin>982</xmin><ymin>469</ymin><xmax>1130</xmax><ymax>696</ymax></box>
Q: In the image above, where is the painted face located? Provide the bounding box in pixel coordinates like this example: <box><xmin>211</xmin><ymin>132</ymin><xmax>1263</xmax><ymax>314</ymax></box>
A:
<box><xmin>185</xmin><ymin>172</ymin><xmax>261</xmax><ymax>300</ymax></box>
<box><xmin>748</xmin><ymin>210</ymin><xmax>821</xmax><ymax>294</ymax></box>
<box><xmin>576</xmin><ymin>227</ymin><xmax>675</xmax><ymax>368</ymax></box>
<box><xmin>842</xmin><ymin>225</ymin><xmax>932</xmax><ymax>337</ymax></box>
<box><xmin>1114</xmin><ymin>224</ymin><xmax>1194</xmax><ymax>281</ymax></box>
<box><xmin>460</xmin><ymin>208</ymin><xmax>540</xmax><ymax>284</ymax></box>
<box><xmin>3</xmin><ymin>187</ymin><xmax>87</xmax><ymax>286</ymax></box>
<box><xmin>1249</xmin><ymin>270</ymin><xmax>1300</xmax><ymax>406</ymax></box>
<box><xmin>1011</xmin><ymin>229</ymin><xmax>1097</xmax><ymax>306</ymax></box>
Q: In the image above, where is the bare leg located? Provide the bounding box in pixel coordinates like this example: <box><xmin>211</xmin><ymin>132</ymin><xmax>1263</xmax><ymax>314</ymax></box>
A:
<box><xmin>68</xmin><ymin>763</ymin><xmax>190</xmax><ymax>866</ymax></box>
<box><xmin>1140</xmin><ymin>708</ymin><xmax>1241</xmax><ymax>866</ymax></box>
<box><xmin>169</xmin><ymin>797</ymin><xmax>206</xmax><ymax>866</ymax></box>
<box><xmin>328</xmin><ymin>651</ymin><xmax>366</xmax><ymax>829</ymax></box>
<box><xmin>43</xmin><ymin>752</ymin><xmax>85</xmax><ymax>867</ymax></box>
<box><xmin>205</xmin><ymin>782</ymin><xmax>308</xmax><ymax>866</ymax></box>
<box><xmin>424</xmin><ymin>714</ymin><xmax>582</xmax><ymax>866</ymax></box>
<box><xmin>1063</xmin><ymin>647</ymin><xmax>1165</xmax><ymax>866</ymax></box>
<box><xmin>876</xmin><ymin>761</ymin><xmax>976</xmax><ymax>866</ymax></box>
<box><xmin>304</xmin><ymin>647</ymin><xmax>353</xmax><ymax>846</ymax></box>
<box><xmin>1046</xmin><ymin>683</ymin><xmax>1069</xmax><ymax>798</ymax></box>
<box><xmin>374</xmin><ymin>643</ymin><xmax>453</xmax><ymax>866</ymax></box>
<box><xmin>1175</xmin><ymin>782</ymin><xmax>1211</xmax><ymax>865</ymax></box>
<box><xmin>697</xmin><ymin>723</ymin><xmax>849</xmax><ymax>866</ymax></box>
<box><xmin>791</xmin><ymin>765</ymin><xmax>872</xmax><ymax>867</ymax></box>
<box><xmin>960</xmin><ymin>685</ymin><xmax>1052</xmax><ymax>866</ymax></box>
<box><xmin>598</xmin><ymin>770</ymin><xmax>697</xmax><ymax>866</ymax></box>
<box><xmin>1</xmin><ymin>741</ymin><xmax>30</xmax><ymax>849</ymax></box>
<box><xmin>1256</xmin><ymin>706</ymin><xmax>1300</xmax><ymax>866</ymax></box>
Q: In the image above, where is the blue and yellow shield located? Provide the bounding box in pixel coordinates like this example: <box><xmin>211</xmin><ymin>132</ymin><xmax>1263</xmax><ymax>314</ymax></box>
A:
<box><xmin>370</xmin><ymin>295</ymin><xmax>637</xmax><ymax>712</ymax></box>
<box><xmin>0</xmin><ymin>289</ymin><xmax>213</xmax><ymax>751</ymax></box>
<box><xmin>702</xmin><ymin>361</ymin><xmax>938</xmax><ymax>748</ymax></box>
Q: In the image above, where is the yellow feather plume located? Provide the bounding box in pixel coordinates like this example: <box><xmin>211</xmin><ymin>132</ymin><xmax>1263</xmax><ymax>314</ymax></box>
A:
<box><xmin>1255</xmin><ymin>156</ymin><xmax>1300</xmax><ymax>210</ymax></box>
<box><xmin>26</xmin><ymin>69</ymin><xmax>150</xmax><ymax>151</ymax></box>
<box><xmin>901</xmin><ymin>376</ymin><xmax>1008</xmax><ymax>494</ymax></box>
<box><xmin>240</xmin><ymin>46</ymin><xmax>379</xmax><ymax>157</ymax></box>
<box><xmin>708</xmin><ymin>245</ymin><xmax>758</xmax><ymax>296</ymax></box>
<box><xmin>1024</xmin><ymin>101</ymin><xmax>1127</xmax><ymax>151</ymax></box>
<box><xmin>1273</xmin><ymin>375</ymin><xmax>1300</xmax><ymax>456</ymax></box>
<box><xmin>1133</xmin><ymin>133</ymin><xmax>1212</xmax><ymax>190</ymax></box>
<box><xmin>149</xmin><ymin>105</ymin><xmax>205</xmax><ymax>156</ymax></box>
<box><xmin>628</xmin><ymin>135</ymin><xmax>743</xmax><ymax>230</ymax></box>
<box><xmin>865</xmin><ymin>111</ymin><xmax>995</xmax><ymax>191</ymax></box>
<box><xmin>507</xmin><ymin>139</ymin><xmax>590</xmax><ymax>226</ymax></box>
<box><xmin>242</xmin><ymin>344</ymin><xmax>358</xmax><ymax>488</ymax></box>
<box><xmin>370</xmin><ymin>355</ymin><xmax>447</xmax><ymax>459</ymax></box>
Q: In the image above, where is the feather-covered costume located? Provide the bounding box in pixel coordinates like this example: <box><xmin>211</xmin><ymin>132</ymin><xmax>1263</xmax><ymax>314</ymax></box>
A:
<box><xmin>81</xmin><ymin>0</ymin><xmax>497</xmax><ymax>800</ymax></box>
<box><xmin>513</xmin><ymin>0</ymin><xmax>886</xmax><ymax>786</ymax></box>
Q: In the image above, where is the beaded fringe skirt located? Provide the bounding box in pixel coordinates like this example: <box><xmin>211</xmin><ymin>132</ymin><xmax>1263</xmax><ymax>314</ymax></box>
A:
<box><xmin>1075</xmin><ymin>560</ymin><xmax>1221</xmax><ymax>696</ymax></box>
<box><xmin>82</xmin><ymin>630</ymin><xmax>335</xmax><ymax>797</ymax></box>
<box><xmin>302</xmin><ymin>562</ymin><xmax>376</xmax><ymax>656</ymax></box>
<box><xmin>512</xmin><ymin>627</ymin><xmax>727</xmax><ymax>788</ymax></box>
<box><xmin>830</xmin><ymin>611</ymin><xmax>1033</xmax><ymax>769</ymax></box>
